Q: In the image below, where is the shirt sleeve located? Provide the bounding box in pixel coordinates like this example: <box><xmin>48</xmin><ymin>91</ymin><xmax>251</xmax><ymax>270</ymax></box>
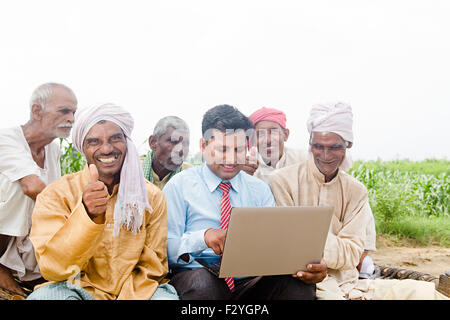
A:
<box><xmin>364</xmin><ymin>202</ymin><xmax>377</xmax><ymax>251</ymax></box>
<box><xmin>323</xmin><ymin>193</ymin><xmax>369</xmax><ymax>270</ymax></box>
<box><xmin>30</xmin><ymin>192</ymin><xmax>105</xmax><ymax>281</ymax></box>
<box><xmin>117</xmin><ymin>191</ymin><xmax>169</xmax><ymax>300</ymax></box>
<box><xmin>0</xmin><ymin>129</ymin><xmax>40</xmax><ymax>182</ymax></box>
<box><xmin>163</xmin><ymin>180</ymin><xmax>209</xmax><ymax>267</ymax></box>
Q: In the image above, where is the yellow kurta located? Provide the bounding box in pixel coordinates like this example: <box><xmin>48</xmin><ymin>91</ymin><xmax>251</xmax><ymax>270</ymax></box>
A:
<box><xmin>29</xmin><ymin>166</ymin><xmax>169</xmax><ymax>300</ymax></box>
<box><xmin>269</xmin><ymin>158</ymin><xmax>447</xmax><ymax>300</ymax></box>
<box><xmin>151</xmin><ymin>162</ymin><xmax>193</xmax><ymax>190</ymax></box>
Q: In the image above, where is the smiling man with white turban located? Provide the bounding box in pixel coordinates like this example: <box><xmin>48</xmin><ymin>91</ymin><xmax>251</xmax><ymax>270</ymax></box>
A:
<box><xmin>269</xmin><ymin>102</ymin><xmax>447</xmax><ymax>300</ymax></box>
<box><xmin>27</xmin><ymin>103</ymin><xmax>178</xmax><ymax>300</ymax></box>
<box><xmin>306</xmin><ymin>102</ymin><xmax>377</xmax><ymax>276</ymax></box>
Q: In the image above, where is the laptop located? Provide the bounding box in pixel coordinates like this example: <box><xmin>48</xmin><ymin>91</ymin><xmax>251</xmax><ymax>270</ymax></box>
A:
<box><xmin>196</xmin><ymin>206</ymin><xmax>333</xmax><ymax>278</ymax></box>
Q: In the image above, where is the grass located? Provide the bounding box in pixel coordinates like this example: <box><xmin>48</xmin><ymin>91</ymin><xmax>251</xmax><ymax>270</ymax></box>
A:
<box><xmin>377</xmin><ymin>215</ymin><xmax>450</xmax><ymax>247</ymax></box>
<box><xmin>352</xmin><ymin>159</ymin><xmax>450</xmax><ymax>176</ymax></box>
<box><xmin>350</xmin><ymin>159</ymin><xmax>450</xmax><ymax>247</ymax></box>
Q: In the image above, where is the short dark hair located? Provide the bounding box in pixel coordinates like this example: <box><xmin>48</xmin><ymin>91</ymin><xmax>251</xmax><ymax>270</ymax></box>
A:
<box><xmin>202</xmin><ymin>104</ymin><xmax>254</xmax><ymax>141</ymax></box>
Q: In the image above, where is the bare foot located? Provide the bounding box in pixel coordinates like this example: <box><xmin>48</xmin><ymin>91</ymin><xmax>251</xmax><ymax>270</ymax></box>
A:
<box><xmin>0</xmin><ymin>264</ymin><xmax>25</xmax><ymax>296</ymax></box>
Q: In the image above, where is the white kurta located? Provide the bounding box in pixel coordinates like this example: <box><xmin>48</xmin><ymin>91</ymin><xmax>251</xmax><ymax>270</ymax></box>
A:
<box><xmin>0</xmin><ymin>126</ymin><xmax>61</xmax><ymax>281</ymax></box>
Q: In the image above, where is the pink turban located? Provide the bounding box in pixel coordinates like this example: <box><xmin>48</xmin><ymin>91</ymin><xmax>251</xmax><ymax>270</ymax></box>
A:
<box><xmin>248</xmin><ymin>107</ymin><xmax>287</xmax><ymax>129</ymax></box>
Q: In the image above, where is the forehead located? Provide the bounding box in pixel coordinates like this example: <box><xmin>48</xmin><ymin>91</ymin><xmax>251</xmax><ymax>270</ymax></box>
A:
<box><xmin>207</xmin><ymin>129</ymin><xmax>247</xmax><ymax>146</ymax></box>
<box><xmin>254</xmin><ymin>120</ymin><xmax>283</xmax><ymax>131</ymax></box>
<box><xmin>311</xmin><ymin>132</ymin><xmax>345</xmax><ymax>145</ymax></box>
<box><xmin>160</xmin><ymin>126</ymin><xmax>189</xmax><ymax>139</ymax></box>
<box><xmin>46</xmin><ymin>86</ymin><xmax>77</xmax><ymax>107</ymax></box>
<box><xmin>85</xmin><ymin>120</ymin><xmax>124</xmax><ymax>139</ymax></box>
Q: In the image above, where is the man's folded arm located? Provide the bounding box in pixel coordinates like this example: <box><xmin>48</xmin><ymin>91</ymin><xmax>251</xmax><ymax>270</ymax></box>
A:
<box><xmin>19</xmin><ymin>174</ymin><xmax>46</xmax><ymax>201</ymax></box>
<box><xmin>323</xmin><ymin>196</ymin><xmax>369</xmax><ymax>270</ymax></box>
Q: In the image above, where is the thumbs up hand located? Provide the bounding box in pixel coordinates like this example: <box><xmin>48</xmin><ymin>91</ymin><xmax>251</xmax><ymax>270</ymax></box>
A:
<box><xmin>82</xmin><ymin>164</ymin><xmax>108</xmax><ymax>222</ymax></box>
<box><xmin>89</xmin><ymin>163</ymin><xmax>99</xmax><ymax>183</ymax></box>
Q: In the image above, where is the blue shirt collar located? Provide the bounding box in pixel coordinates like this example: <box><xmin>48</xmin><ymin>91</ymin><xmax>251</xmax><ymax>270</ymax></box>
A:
<box><xmin>202</xmin><ymin>163</ymin><xmax>241</xmax><ymax>193</ymax></box>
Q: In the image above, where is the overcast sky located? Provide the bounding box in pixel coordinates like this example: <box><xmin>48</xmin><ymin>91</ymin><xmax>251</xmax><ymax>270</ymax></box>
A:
<box><xmin>1</xmin><ymin>0</ymin><xmax>449</xmax><ymax>161</ymax></box>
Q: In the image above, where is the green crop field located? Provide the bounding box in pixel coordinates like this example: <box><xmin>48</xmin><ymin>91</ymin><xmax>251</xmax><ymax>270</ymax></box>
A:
<box><xmin>350</xmin><ymin>159</ymin><xmax>449</xmax><ymax>247</ymax></box>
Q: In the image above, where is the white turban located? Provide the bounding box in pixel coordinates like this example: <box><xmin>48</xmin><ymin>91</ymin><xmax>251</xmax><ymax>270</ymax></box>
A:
<box><xmin>72</xmin><ymin>103</ymin><xmax>151</xmax><ymax>236</ymax></box>
<box><xmin>306</xmin><ymin>102</ymin><xmax>354</xmax><ymax>171</ymax></box>
<box><xmin>306</xmin><ymin>101</ymin><xmax>353</xmax><ymax>143</ymax></box>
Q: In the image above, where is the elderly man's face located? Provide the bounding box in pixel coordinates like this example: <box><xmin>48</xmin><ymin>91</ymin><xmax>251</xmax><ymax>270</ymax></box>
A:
<box><xmin>254</xmin><ymin>121</ymin><xmax>289</xmax><ymax>165</ymax></box>
<box><xmin>82</xmin><ymin>120</ymin><xmax>127</xmax><ymax>185</ymax></box>
<box><xmin>201</xmin><ymin>129</ymin><xmax>247</xmax><ymax>181</ymax></box>
<box><xmin>39</xmin><ymin>86</ymin><xmax>78</xmax><ymax>139</ymax></box>
<box><xmin>310</xmin><ymin>132</ymin><xmax>348</xmax><ymax>181</ymax></box>
<box><xmin>149</xmin><ymin>126</ymin><xmax>190</xmax><ymax>172</ymax></box>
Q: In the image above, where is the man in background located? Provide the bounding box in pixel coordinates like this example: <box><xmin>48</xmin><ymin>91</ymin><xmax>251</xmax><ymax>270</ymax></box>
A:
<box><xmin>142</xmin><ymin>116</ymin><xmax>192</xmax><ymax>189</ymax></box>
<box><xmin>0</xmin><ymin>82</ymin><xmax>77</xmax><ymax>296</ymax></box>
<box><xmin>243</xmin><ymin>107</ymin><xmax>308</xmax><ymax>183</ymax></box>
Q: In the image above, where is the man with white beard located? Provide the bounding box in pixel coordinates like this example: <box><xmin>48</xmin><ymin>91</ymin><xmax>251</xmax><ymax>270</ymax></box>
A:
<box><xmin>0</xmin><ymin>82</ymin><xmax>77</xmax><ymax>297</ymax></box>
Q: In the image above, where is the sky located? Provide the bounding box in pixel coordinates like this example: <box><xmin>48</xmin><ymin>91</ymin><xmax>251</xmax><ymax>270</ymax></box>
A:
<box><xmin>1</xmin><ymin>0</ymin><xmax>449</xmax><ymax>161</ymax></box>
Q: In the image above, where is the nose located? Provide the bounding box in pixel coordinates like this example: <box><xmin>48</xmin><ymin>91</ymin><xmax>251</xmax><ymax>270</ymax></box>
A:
<box><xmin>224</xmin><ymin>149</ymin><xmax>237</xmax><ymax>165</ymax></box>
<box><xmin>67</xmin><ymin>112</ymin><xmax>75</xmax><ymax>123</ymax></box>
<box><xmin>99</xmin><ymin>142</ymin><xmax>114</xmax><ymax>155</ymax></box>
<box><xmin>172</xmin><ymin>142</ymin><xmax>184</xmax><ymax>155</ymax></box>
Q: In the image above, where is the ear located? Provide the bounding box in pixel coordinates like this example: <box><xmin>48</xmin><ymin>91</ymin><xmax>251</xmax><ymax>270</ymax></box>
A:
<box><xmin>31</xmin><ymin>104</ymin><xmax>43</xmax><ymax>121</ymax></box>
<box><xmin>283</xmin><ymin>128</ymin><xmax>290</xmax><ymax>141</ymax></box>
<box><xmin>346</xmin><ymin>141</ymin><xmax>353</xmax><ymax>149</ymax></box>
<box><xmin>148</xmin><ymin>135</ymin><xmax>158</xmax><ymax>151</ymax></box>
<box><xmin>200</xmin><ymin>138</ymin><xmax>207</xmax><ymax>154</ymax></box>
<box><xmin>200</xmin><ymin>137</ymin><xmax>215</xmax><ymax>164</ymax></box>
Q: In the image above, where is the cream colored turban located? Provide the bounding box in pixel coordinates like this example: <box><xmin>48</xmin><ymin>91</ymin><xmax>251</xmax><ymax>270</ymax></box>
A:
<box><xmin>306</xmin><ymin>102</ymin><xmax>354</xmax><ymax>171</ymax></box>
<box><xmin>306</xmin><ymin>101</ymin><xmax>353</xmax><ymax>143</ymax></box>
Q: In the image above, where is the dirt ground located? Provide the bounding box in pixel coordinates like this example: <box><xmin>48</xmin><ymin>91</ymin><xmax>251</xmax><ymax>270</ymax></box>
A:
<box><xmin>370</xmin><ymin>235</ymin><xmax>450</xmax><ymax>277</ymax></box>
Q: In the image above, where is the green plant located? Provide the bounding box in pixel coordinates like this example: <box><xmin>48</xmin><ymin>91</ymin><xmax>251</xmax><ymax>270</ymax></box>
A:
<box><xmin>59</xmin><ymin>138</ymin><xmax>86</xmax><ymax>175</ymax></box>
<box><xmin>349</xmin><ymin>159</ymin><xmax>450</xmax><ymax>246</ymax></box>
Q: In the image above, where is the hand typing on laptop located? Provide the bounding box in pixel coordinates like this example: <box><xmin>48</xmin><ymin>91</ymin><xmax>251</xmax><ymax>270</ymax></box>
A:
<box><xmin>204</xmin><ymin>228</ymin><xmax>226</xmax><ymax>255</ymax></box>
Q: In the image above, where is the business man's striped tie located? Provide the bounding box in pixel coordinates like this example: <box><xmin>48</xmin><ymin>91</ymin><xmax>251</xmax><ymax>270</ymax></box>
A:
<box><xmin>218</xmin><ymin>182</ymin><xmax>235</xmax><ymax>292</ymax></box>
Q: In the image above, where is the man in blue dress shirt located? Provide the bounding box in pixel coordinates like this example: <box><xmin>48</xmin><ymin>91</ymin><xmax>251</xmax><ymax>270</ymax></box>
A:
<box><xmin>163</xmin><ymin>104</ymin><xmax>327</xmax><ymax>300</ymax></box>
